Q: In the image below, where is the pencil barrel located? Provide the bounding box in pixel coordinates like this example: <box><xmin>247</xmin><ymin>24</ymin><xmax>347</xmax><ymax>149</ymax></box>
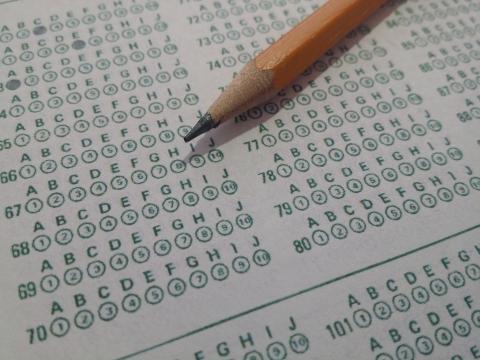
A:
<box><xmin>255</xmin><ymin>0</ymin><xmax>385</xmax><ymax>89</ymax></box>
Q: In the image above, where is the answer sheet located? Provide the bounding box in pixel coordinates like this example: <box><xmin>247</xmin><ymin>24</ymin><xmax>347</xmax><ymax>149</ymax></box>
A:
<box><xmin>1</xmin><ymin>0</ymin><xmax>480</xmax><ymax>359</ymax></box>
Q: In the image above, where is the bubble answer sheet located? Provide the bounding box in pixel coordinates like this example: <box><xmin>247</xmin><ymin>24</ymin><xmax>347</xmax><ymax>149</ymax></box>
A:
<box><xmin>1</xmin><ymin>0</ymin><xmax>480</xmax><ymax>359</ymax></box>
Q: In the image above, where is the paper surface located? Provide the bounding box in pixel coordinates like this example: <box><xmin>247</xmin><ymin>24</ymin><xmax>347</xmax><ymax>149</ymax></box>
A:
<box><xmin>1</xmin><ymin>0</ymin><xmax>480</xmax><ymax>359</ymax></box>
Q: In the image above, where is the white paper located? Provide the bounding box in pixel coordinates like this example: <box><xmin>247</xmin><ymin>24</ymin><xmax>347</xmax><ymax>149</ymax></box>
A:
<box><xmin>1</xmin><ymin>0</ymin><xmax>480</xmax><ymax>359</ymax></box>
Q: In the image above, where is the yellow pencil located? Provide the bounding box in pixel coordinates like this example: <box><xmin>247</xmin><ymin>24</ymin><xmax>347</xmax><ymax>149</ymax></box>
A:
<box><xmin>184</xmin><ymin>0</ymin><xmax>385</xmax><ymax>142</ymax></box>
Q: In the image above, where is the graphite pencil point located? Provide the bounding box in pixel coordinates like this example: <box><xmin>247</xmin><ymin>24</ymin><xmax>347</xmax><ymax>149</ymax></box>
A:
<box><xmin>184</xmin><ymin>113</ymin><xmax>217</xmax><ymax>142</ymax></box>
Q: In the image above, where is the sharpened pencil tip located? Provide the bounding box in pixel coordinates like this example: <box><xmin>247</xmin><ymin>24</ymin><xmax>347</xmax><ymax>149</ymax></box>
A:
<box><xmin>184</xmin><ymin>113</ymin><xmax>218</xmax><ymax>143</ymax></box>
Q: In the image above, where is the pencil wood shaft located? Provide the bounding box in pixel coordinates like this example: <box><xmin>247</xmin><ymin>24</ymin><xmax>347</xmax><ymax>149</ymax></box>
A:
<box><xmin>208</xmin><ymin>62</ymin><xmax>274</xmax><ymax>124</ymax></box>
<box><xmin>256</xmin><ymin>0</ymin><xmax>385</xmax><ymax>89</ymax></box>
<box><xmin>184</xmin><ymin>0</ymin><xmax>385</xmax><ymax>142</ymax></box>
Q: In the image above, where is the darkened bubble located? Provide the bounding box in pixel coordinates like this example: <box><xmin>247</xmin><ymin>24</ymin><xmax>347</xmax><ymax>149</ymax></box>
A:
<box><xmin>33</xmin><ymin>26</ymin><xmax>47</xmax><ymax>35</ymax></box>
<box><xmin>72</xmin><ymin>39</ymin><xmax>86</xmax><ymax>50</ymax></box>
<box><xmin>6</xmin><ymin>79</ymin><xmax>21</xmax><ymax>91</ymax></box>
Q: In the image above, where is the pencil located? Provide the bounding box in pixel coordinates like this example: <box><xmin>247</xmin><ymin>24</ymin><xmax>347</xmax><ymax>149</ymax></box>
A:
<box><xmin>184</xmin><ymin>0</ymin><xmax>385</xmax><ymax>142</ymax></box>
